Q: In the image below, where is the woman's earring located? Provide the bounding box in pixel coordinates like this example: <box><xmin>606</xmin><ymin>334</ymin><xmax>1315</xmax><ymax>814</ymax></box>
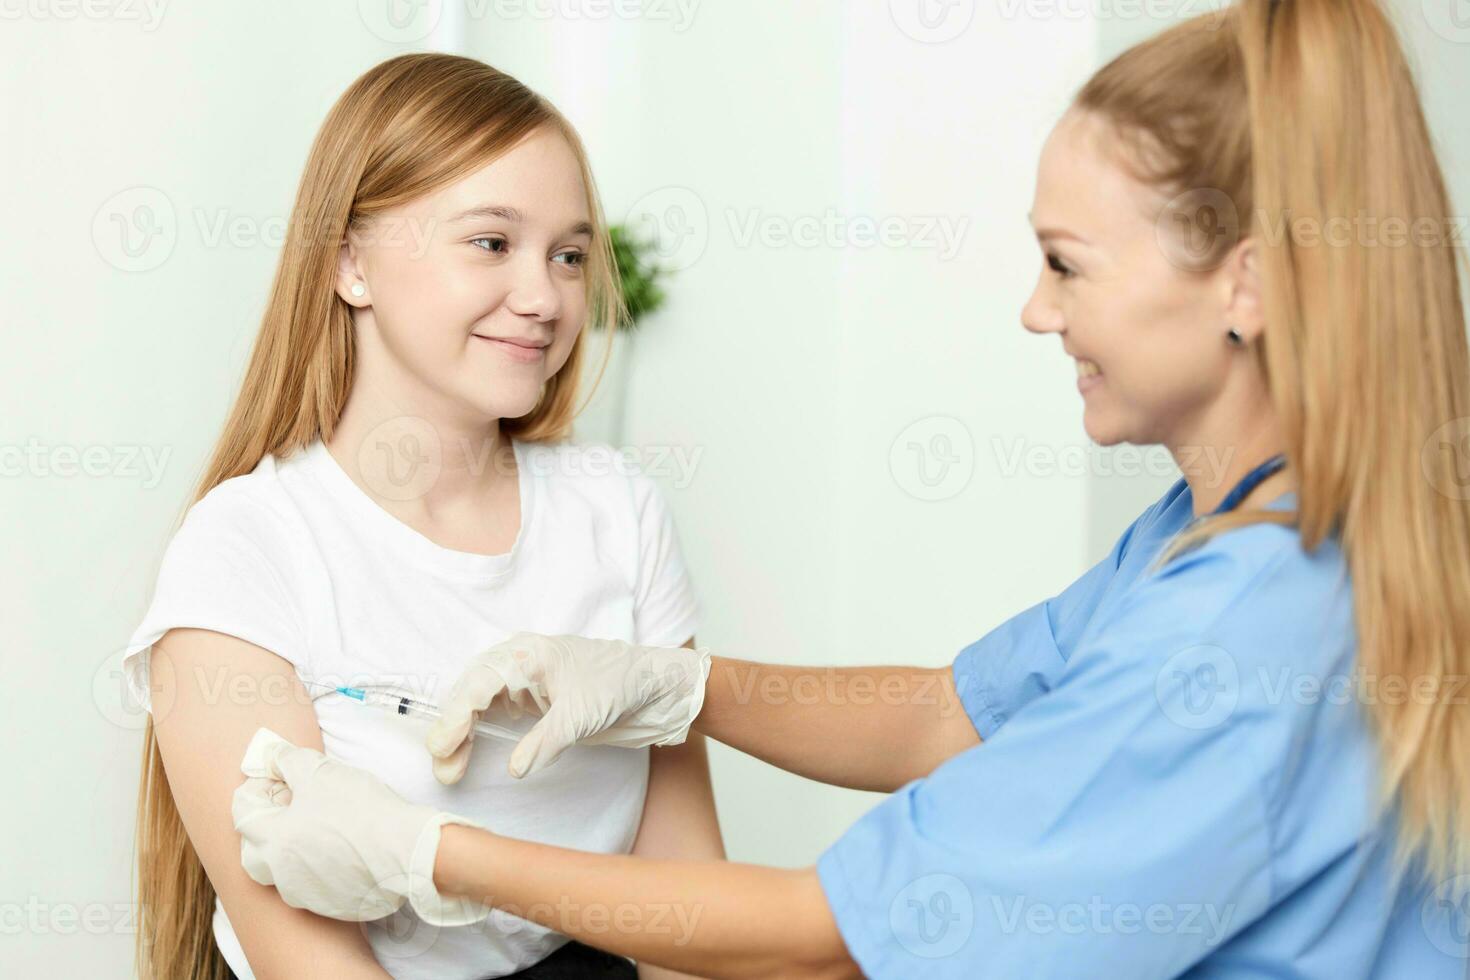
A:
<box><xmin>1227</xmin><ymin>327</ymin><xmax>1245</xmax><ymax>347</ymax></box>
<box><xmin>350</xmin><ymin>282</ymin><xmax>366</xmax><ymax>298</ymax></box>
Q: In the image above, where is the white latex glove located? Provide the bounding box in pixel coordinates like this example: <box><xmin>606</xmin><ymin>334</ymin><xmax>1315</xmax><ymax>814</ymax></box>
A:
<box><xmin>426</xmin><ymin>632</ymin><xmax>713</xmax><ymax>784</ymax></box>
<box><xmin>232</xmin><ymin>727</ymin><xmax>492</xmax><ymax>926</ymax></box>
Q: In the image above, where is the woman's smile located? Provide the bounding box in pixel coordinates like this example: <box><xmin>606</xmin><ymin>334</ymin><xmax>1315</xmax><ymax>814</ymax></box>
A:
<box><xmin>1076</xmin><ymin>356</ymin><xmax>1103</xmax><ymax>394</ymax></box>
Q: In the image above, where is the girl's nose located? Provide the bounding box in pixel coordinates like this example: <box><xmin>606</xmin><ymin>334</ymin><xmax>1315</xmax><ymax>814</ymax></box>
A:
<box><xmin>505</xmin><ymin>259</ymin><xmax>561</xmax><ymax>322</ymax></box>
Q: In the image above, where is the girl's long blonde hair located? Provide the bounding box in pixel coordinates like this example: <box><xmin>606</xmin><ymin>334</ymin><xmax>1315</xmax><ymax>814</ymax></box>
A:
<box><xmin>134</xmin><ymin>53</ymin><xmax>622</xmax><ymax>980</ymax></box>
<box><xmin>1080</xmin><ymin>0</ymin><xmax>1469</xmax><ymax>885</ymax></box>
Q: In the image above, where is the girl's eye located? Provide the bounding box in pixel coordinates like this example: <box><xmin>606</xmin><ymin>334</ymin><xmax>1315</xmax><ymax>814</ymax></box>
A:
<box><xmin>471</xmin><ymin>237</ymin><xmax>508</xmax><ymax>254</ymax></box>
<box><xmin>553</xmin><ymin>250</ymin><xmax>586</xmax><ymax>268</ymax></box>
<box><xmin>1046</xmin><ymin>252</ymin><xmax>1075</xmax><ymax>279</ymax></box>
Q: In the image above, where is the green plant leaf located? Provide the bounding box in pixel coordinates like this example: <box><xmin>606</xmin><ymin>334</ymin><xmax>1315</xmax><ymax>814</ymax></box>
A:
<box><xmin>607</xmin><ymin>223</ymin><xmax>670</xmax><ymax>332</ymax></box>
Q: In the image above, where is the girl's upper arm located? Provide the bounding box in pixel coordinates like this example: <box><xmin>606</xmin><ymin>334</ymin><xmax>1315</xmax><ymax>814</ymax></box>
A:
<box><xmin>631</xmin><ymin>638</ymin><xmax>726</xmax><ymax>865</ymax></box>
<box><xmin>631</xmin><ymin>638</ymin><xmax>725</xmax><ymax>980</ymax></box>
<box><xmin>149</xmin><ymin>627</ymin><xmax>390</xmax><ymax>979</ymax></box>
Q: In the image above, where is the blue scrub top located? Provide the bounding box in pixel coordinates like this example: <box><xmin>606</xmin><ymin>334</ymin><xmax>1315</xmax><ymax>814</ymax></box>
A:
<box><xmin>816</xmin><ymin>478</ymin><xmax>1469</xmax><ymax>979</ymax></box>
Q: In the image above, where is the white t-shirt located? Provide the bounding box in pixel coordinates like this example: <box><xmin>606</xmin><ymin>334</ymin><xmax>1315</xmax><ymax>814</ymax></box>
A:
<box><xmin>122</xmin><ymin>437</ymin><xmax>700</xmax><ymax>980</ymax></box>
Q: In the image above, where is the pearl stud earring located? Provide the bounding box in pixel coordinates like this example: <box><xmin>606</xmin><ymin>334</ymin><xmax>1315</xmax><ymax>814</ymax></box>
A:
<box><xmin>350</xmin><ymin>283</ymin><xmax>365</xmax><ymax>297</ymax></box>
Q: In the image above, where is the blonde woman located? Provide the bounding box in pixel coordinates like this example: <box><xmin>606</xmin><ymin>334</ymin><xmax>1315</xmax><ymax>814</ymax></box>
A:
<box><xmin>123</xmin><ymin>54</ymin><xmax>723</xmax><ymax>980</ymax></box>
<box><xmin>230</xmin><ymin>2</ymin><xmax>1470</xmax><ymax>977</ymax></box>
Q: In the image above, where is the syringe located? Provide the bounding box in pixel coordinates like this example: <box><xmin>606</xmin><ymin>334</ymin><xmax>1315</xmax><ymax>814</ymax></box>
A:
<box><xmin>301</xmin><ymin>679</ymin><xmax>525</xmax><ymax>743</ymax></box>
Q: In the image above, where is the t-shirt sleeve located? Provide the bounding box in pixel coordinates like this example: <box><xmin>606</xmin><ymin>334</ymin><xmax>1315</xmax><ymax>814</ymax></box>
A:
<box><xmin>951</xmin><ymin>482</ymin><xmax>1175</xmax><ymax>739</ymax></box>
<box><xmin>627</xmin><ymin>470</ymin><xmax>700</xmax><ymax>649</ymax></box>
<box><xmin>121</xmin><ymin>486</ymin><xmax>310</xmax><ymax>714</ymax></box>
<box><xmin>818</xmin><ymin>546</ymin><xmax>1280</xmax><ymax>979</ymax></box>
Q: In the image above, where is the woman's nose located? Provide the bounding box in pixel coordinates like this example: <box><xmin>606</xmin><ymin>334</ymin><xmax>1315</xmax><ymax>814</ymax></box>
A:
<box><xmin>1020</xmin><ymin>278</ymin><xmax>1063</xmax><ymax>336</ymax></box>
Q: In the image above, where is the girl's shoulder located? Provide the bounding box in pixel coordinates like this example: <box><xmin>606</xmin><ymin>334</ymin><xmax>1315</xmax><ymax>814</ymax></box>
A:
<box><xmin>163</xmin><ymin>453</ymin><xmax>321</xmax><ymax>588</ymax></box>
<box><xmin>182</xmin><ymin>452</ymin><xmax>306</xmax><ymax>540</ymax></box>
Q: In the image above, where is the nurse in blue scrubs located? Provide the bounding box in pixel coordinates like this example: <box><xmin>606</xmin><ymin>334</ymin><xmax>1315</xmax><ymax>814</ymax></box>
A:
<box><xmin>230</xmin><ymin>1</ymin><xmax>1470</xmax><ymax>976</ymax></box>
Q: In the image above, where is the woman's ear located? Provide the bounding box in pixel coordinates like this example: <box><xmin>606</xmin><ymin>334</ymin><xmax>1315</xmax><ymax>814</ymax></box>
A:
<box><xmin>1222</xmin><ymin>237</ymin><xmax>1265</xmax><ymax>344</ymax></box>
<box><xmin>336</xmin><ymin>238</ymin><xmax>370</xmax><ymax>307</ymax></box>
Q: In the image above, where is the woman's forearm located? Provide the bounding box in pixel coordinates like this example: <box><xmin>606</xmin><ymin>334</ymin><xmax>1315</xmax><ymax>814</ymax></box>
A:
<box><xmin>433</xmin><ymin>826</ymin><xmax>858</xmax><ymax>980</ymax></box>
<box><xmin>693</xmin><ymin>657</ymin><xmax>980</xmax><ymax>792</ymax></box>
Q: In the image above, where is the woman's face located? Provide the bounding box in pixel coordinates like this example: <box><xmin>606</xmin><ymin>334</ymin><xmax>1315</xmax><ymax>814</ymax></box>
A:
<box><xmin>1021</xmin><ymin>109</ymin><xmax>1248</xmax><ymax>450</ymax></box>
<box><xmin>338</xmin><ymin>126</ymin><xmax>592</xmax><ymax>423</ymax></box>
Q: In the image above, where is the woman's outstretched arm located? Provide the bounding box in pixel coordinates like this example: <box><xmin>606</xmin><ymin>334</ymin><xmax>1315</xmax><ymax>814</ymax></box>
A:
<box><xmin>434</xmin><ymin>824</ymin><xmax>860</xmax><ymax>980</ymax></box>
<box><xmin>235</xmin><ymin>728</ymin><xmax>858</xmax><ymax>978</ymax></box>
<box><xmin>694</xmin><ymin>657</ymin><xmax>979</xmax><ymax>792</ymax></box>
<box><xmin>430</xmin><ymin>635</ymin><xmax>983</xmax><ymax>795</ymax></box>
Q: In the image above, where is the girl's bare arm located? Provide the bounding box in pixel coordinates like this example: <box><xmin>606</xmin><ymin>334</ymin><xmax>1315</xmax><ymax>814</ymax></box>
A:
<box><xmin>149</xmin><ymin>628</ymin><xmax>392</xmax><ymax>980</ymax></box>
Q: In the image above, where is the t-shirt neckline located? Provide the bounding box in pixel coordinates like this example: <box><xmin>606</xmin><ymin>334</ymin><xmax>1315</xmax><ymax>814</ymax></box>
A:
<box><xmin>296</xmin><ymin>436</ymin><xmax>535</xmax><ymax>585</ymax></box>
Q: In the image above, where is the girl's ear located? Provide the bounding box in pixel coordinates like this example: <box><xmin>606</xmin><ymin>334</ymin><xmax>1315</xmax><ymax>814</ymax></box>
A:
<box><xmin>336</xmin><ymin>238</ymin><xmax>369</xmax><ymax>307</ymax></box>
<box><xmin>1222</xmin><ymin>237</ymin><xmax>1265</xmax><ymax>344</ymax></box>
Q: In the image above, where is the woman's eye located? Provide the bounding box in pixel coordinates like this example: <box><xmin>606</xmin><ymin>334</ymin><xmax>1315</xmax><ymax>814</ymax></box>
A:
<box><xmin>471</xmin><ymin>237</ymin><xmax>508</xmax><ymax>254</ymax></box>
<box><xmin>553</xmin><ymin>251</ymin><xmax>586</xmax><ymax>268</ymax></box>
<box><xmin>1046</xmin><ymin>253</ymin><xmax>1075</xmax><ymax>279</ymax></box>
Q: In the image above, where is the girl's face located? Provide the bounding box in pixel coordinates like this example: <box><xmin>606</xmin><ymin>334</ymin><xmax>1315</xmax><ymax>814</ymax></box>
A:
<box><xmin>1021</xmin><ymin>109</ymin><xmax>1255</xmax><ymax>450</ymax></box>
<box><xmin>338</xmin><ymin>126</ymin><xmax>592</xmax><ymax>423</ymax></box>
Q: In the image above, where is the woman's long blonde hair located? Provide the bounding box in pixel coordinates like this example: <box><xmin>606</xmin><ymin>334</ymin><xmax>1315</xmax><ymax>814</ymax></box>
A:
<box><xmin>1080</xmin><ymin>0</ymin><xmax>1469</xmax><ymax>886</ymax></box>
<box><xmin>134</xmin><ymin>53</ymin><xmax>623</xmax><ymax>980</ymax></box>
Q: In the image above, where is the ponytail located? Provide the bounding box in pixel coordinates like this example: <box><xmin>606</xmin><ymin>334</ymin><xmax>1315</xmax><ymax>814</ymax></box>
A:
<box><xmin>1079</xmin><ymin>0</ymin><xmax>1470</xmax><ymax>886</ymax></box>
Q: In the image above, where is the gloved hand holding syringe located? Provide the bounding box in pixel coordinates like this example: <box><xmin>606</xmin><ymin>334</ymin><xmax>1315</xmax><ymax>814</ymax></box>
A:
<box><xmin>300</xmin><ymin>678</ymin><xmax>527</xmax><ymax>743</ymax></box>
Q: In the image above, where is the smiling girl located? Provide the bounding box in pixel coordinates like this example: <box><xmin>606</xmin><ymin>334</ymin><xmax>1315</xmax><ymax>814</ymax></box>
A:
<box><xmin>123</xmin><ymin>54</ymin><xmax>721</xmax><ymax>980</ymax></box>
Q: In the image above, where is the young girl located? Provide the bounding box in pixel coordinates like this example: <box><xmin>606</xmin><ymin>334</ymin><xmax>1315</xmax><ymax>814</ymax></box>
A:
<box><xmin>123</xmin><ymin>54</ymin><xmax>723</xmax><ymax>980</ymax></box>
<box><xmin>231</xmin><ymin>2</ymin><xmax>1470</xmax><ymax>977</ymax></box>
